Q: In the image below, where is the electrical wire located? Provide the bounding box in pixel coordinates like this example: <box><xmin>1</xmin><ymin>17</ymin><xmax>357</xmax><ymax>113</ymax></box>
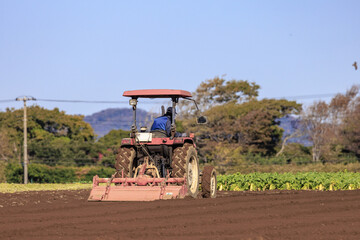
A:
<box><xmin>36</xmin><ymin>98</ymin><xmax>167</xmax><ymax>104</ymax></box>
<box><xmin>273</xmin><ymin>93</ymin><xmax>337</xmax><ymax>100</ymax></box>
<box><xmin>0</xmin><ymin>92</ymin><xmax>345</xmax><ymax>105</ymax></box>
<box><xmin>37</xmin><ymin>98</ymin><xmax>127</xmax><ymax>104</ymax></box>
<box><xmin>0</xmin><ymin>99</ymin><xmax>15</xmax><ymax>103</ymax></box>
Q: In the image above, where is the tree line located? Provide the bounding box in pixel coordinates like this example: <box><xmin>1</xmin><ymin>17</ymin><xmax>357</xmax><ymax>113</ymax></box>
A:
<box><xmin>0</xmin><ymin>77</ymin><xmax>359</xmax><ymax>171</ymax></box>
<box><xmin>0</xmin><ymin>106</ymin><xmax>129</xmax><ymax>167</ymax></box>
<box><xmin>179</xmin><ymin>77</ymin><xmax>359</xmax><ymax>169</ymax></box>
<box><xmin>301</xmin><ymin>85</ymin><xmax>360</xmax><ymax>162</ymax></box>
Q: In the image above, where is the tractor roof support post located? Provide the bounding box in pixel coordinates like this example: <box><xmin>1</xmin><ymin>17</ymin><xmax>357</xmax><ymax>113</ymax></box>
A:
<box><xmin>170</xmin><ymin>97</ymin><xmax>177</xmax><ymax>139</ymax></box>
<box><xmin>131</xmin><ymin>98</ymin><xmax>137</xmax><ymax>134</ymax></box>
<box><xmin>172</xmin><ymin>98</ymin><xmax>176</xmax><ymax>125</ymax></box>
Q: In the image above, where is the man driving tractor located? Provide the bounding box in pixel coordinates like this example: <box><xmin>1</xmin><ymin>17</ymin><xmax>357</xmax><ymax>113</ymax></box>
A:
<box><xmin>150</xmin><ymin>107</ymin><xmax>183</xmax><ymax>137</ymax></box>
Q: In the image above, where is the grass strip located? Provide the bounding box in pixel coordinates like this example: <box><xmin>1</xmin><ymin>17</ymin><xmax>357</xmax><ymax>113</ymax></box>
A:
<box><xmin>0</xmin><ymin>183</ymin><xmax>92</xmax><ymax>193</ymax></box>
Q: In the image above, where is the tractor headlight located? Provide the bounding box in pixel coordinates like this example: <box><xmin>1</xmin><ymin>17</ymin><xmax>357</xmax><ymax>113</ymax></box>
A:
<box><xmin>129</xmin><ymin>99</ymin><xmax>137</xmax><ymax>106</ymax></box>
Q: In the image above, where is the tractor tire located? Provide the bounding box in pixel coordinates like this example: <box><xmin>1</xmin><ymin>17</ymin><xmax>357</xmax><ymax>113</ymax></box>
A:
<box><xmin>201</xmin><ymin>165</ymin><xmax>217</xmax><ymax>198</ymax></box>
<box><xmin>171</xmin><ymin>143</ymin><xmax>199</xmax><ymax>198</ymax></box>
<box><xmin>115</xmin><ymin>147</ymin><xmax>135</xmax><ymax>177</ymax></box>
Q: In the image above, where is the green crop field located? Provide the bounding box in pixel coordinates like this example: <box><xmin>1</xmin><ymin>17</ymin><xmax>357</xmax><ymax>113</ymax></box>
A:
<box><xmin>0</xmin><ymin>183</ymin><xmax>92</xmax><ymax>193</ymax></box>
<box><xmin>2</xmin><ymin>171</ymin><xmax>360</xmax><ymax>193</ymax></box>
<box><xmin>217</xmin><ymin>171</ymin><xmax>360</xmax><ymax>191</ymax></box>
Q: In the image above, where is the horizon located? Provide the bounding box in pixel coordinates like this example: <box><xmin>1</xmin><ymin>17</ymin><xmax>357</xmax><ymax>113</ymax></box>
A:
<box><xmin>1</xmin><ymin>1</ymin><xmax>359</xmax><ymax>115</ymax></box>
<box><xmin>0</xmin><ymin>87</ymin><xmax>353</xmax><ymax>116</ymax></box>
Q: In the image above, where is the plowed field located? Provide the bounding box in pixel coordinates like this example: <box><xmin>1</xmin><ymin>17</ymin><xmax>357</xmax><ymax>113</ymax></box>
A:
<box><xmin>1</xmin><ymin>190</ymin><xmax>360</xmax><ymax>240</ymax></box>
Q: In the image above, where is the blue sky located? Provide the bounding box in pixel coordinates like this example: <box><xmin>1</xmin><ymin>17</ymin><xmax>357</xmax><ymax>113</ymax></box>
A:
<box><xmin>0</xmin><ymin>1</ymin><xmax>359</xmax><ymax>115</ymax></box>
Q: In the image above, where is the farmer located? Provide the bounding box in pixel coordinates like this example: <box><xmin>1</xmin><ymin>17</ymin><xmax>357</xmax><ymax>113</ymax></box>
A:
<box><xmin>151</xmin><ymin>107</ymin><xmax>183</xmax><ymax>137</ymax></box>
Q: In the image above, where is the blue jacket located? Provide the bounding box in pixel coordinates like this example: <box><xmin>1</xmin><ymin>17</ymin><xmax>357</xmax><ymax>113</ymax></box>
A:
<box><xmin>151</xmin><ymin>115</ymin><xmax>171</xmax><ymax>136</ymax></box>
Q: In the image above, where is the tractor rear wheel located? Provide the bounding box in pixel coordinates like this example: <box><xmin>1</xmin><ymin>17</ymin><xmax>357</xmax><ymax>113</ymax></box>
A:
<box><xmin>201</xmin><ymin>166</ymin><xmax>217</xmax><ymax>198</ymax></box>
<box><xmin>115</xmin><ymin>147</ymin><xmax>135</xmax><ymax>177</ymax></box>
<box><xmin>172</xmin><ymin>143</ymin><xmax>199</xmax><ymax>198</ymax></box>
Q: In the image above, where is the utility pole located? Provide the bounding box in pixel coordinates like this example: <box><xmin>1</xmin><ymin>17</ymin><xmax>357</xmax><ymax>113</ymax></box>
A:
<box><xmin>16</xmin><ymin>96</ymin><xmax>36</xmax><ymax>184</ymax></box>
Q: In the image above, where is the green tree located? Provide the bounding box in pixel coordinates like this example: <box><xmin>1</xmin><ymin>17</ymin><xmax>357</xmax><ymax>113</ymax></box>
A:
<box><xmin>0</xmin><ymin>128</ymin><xmax>17</xmax><ymax>161</ymax></box>
<box><xmin>179</xmin><ymin>76</ymin><xmax>260</xmax><ymax>118</ymax></box>
<box><xmin>301</xmin><ymin>85</ymin><xmax>360</xmax><ymax>162</ymax></box>
<box><xmin>181</xmin><ymin>78</ymin><xmax>301</xmax><ymax>167</ymax></box>
<box><xmin>195</xmin><ymin>99</ymin><xmax>301</xmax><ymax>159</ymax></box>
<box><xmin>342</xmin><ymin>107</ymin><xmax>360</xmax><ymax>156</ymax></box>
<box><xmin>97</xmin><ymin>129</ymin><xmax>130</xmax><ymax>149</ymax></box>
<box><xmin>195</xmin><ymin>76</ymin><xmax>259</xmax><ymax>106</ymax></box>
<box><xmin>95</xmin><ymin>129</ymin><xmax>131</xmax><ymax>167</ymax></box>
<box><xmin>0</xmin><ymin>106</ymin><xmax>96</xmax><ymax>166</ymax></box>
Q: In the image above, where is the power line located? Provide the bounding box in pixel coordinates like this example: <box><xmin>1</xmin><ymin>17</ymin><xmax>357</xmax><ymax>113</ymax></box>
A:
<box><xmin>37</xmin><ymin>98</ymin><xmax>126</xmax><ymax>104</ymax></box>
<box><xmin>274</xmin><ymin>93</ymin><xmax>337</xmax><ymax>100</ymax></box>
<box><xmin>0</xmin><ymin>99</ymin><xmax>15</xmax><ymax>103</ymax></box>
<box><xmin>0</xmin><ymin>93</ymin><xmax>345</xmax><ymax>104</ymax></box>
<box><xmin>36</xmin><ymin>98</ymin><xmax>167</xmax><ymax>104</ymax></box>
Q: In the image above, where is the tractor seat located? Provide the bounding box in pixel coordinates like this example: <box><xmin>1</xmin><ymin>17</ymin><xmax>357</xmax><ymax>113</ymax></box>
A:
<box><xmin>150</xmin><ymin>130</ymin><xmax>168</xmax><ymax>138</ymax></box>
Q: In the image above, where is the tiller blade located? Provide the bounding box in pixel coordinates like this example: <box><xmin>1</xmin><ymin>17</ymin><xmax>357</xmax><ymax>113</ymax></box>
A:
<box><xmin>88</xmin><ymin>175</ymin><xmax>187</xmax><ymax>202</ymax></box>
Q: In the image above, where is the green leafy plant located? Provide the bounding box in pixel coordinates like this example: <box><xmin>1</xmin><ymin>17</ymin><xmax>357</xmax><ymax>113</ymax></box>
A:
<box><xmin>217</xmin><ymin>171</ymin><xmax>360</xmax><ymax>191</ymax></box>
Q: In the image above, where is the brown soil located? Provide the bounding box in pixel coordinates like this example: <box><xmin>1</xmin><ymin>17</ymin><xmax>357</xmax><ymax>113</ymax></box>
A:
<box><xmin>1</xmin><ymin>190</ymin><xmax>360</xmax><ymax>240</ymax></box>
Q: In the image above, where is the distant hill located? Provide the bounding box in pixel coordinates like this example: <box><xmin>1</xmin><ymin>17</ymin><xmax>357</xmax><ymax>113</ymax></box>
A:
<box><xmin>85</xmin><ymin>108</ymin><xmax>312</xmax><ymax>146</ymax></box>
<box><xmin>84</xmin><ymin>108</ymin><xmax>154</xmax><ymax>137</ymax></box>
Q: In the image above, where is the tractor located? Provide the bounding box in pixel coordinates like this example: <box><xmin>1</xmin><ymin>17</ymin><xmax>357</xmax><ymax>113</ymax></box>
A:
<box><xmin>88</xmin><ymin>89</ymin><xmax>217</xmax><ymax>201</ymax></box>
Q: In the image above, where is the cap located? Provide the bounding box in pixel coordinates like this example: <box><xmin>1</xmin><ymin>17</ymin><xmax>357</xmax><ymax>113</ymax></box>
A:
<box><xmin>166</xmin><ymin>107</ymin><xmax>177</xmax><ymax>115</ymax></box>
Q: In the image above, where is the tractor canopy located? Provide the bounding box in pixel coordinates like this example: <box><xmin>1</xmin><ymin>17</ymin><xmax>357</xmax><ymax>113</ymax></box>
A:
<box><xmin>123</xmin><ymin>89</ymin><xmax>192</xmax><ymax>98</ymax></box>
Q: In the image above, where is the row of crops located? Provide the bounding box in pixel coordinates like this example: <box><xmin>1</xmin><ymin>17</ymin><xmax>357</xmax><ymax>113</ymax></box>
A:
<box><xmin>217</xmin><ymin>171</ymin><xmax>360</xmax><ymax>191</ymax></box>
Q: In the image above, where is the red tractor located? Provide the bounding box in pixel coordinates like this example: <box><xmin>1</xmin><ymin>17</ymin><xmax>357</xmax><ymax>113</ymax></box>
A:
<box><xmin>88</xmin><ymin>89</ymin><xmax>216</xmax><ymax>201</ymax></box>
